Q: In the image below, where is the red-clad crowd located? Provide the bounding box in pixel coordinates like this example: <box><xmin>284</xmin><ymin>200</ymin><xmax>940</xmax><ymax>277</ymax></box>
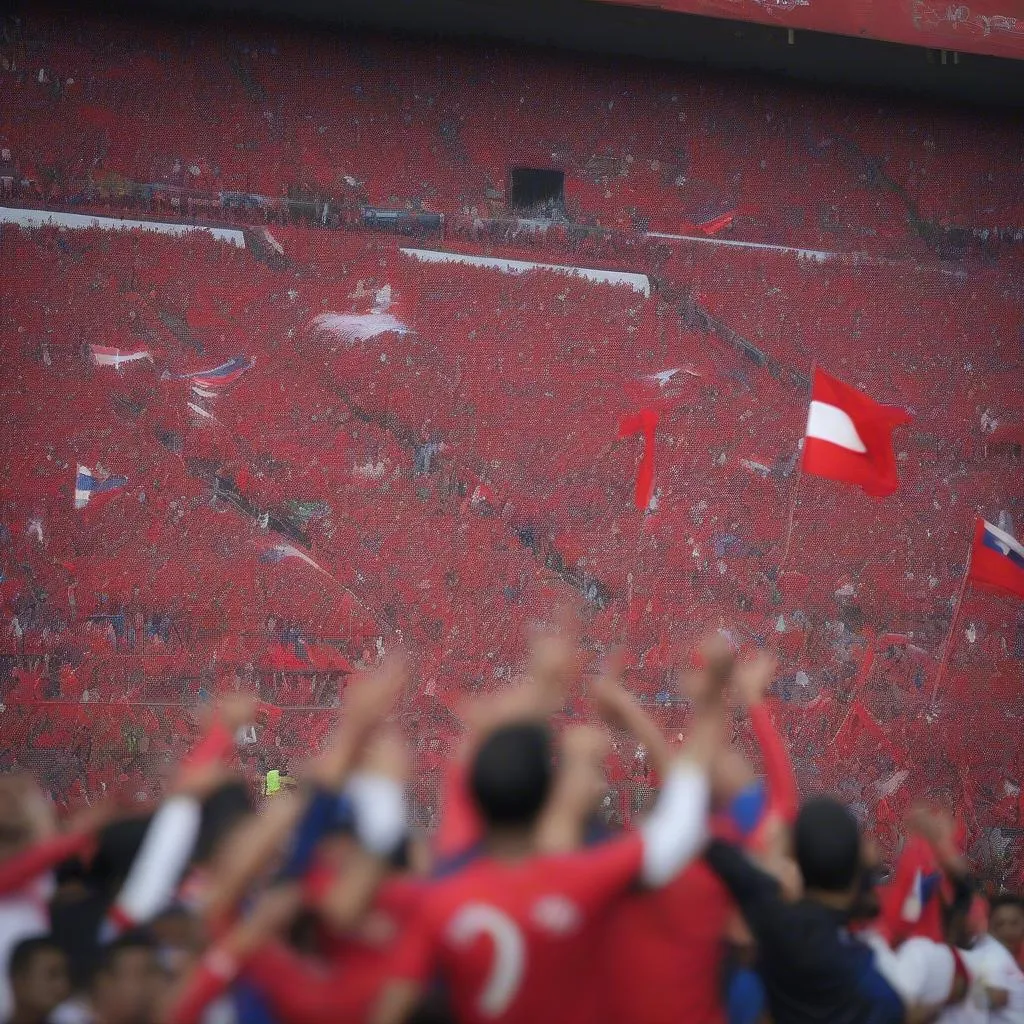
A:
<box><xmin>0</xmin><ymin>629</ymin><xmax>1021</xmax><ymax>1024</ymax></box>
<box><xmin>0</xmin><ymin>4</ymin><xmax>1022</xmax><ymax>1020</ymax></box>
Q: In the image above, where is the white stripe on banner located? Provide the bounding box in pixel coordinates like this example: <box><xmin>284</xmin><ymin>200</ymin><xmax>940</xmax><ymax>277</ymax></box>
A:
<box><xmin>399</xmin><ymin>247</ymin><xmax>651</xmax><ymax>296</ymax></box>
<box><xmin>806</xmin><ymin>400</ymin><xmax>867</xmax><ymax>453</ymax></box>
<box><xmin>983</xmin><ymin>520</ymin><xmax>1024</xmax><ymax>559</ymax></box>
<box><xmin>0</xmin><ymin>207</ymin><xmax>246</xmax><ymax>246</ymax></box>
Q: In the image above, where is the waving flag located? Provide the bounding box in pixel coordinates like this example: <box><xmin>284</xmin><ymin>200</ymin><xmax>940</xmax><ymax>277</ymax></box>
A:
<box><xmin>879</xmin><ymin>835</ymin><xmax>946</xmax><ymax>945</ymax></box>
<box><xmin>309</xmin><ymin>311</ymin><xmax>411</xmax><ymax>345</ymax></box>
<box><xmin>260</xmin><ymin>544</ymin><xmax>335</xmax><ymax>582</ymax></box>
<box><xmin>802</xmin><ymin>368</ymin><xmax>911</xmax><ymax>497</ymax></box>
<box><xmin>75</xmin><ymin>465</ymin><xmax>127</xmax><ymax>510</ymax></box>
<box><xmin>166</xmin><ymin>356</ymin><xmax>253</xmax><ymax>399</ymax></box>
<box><xmin>696</xmin><ymin>210</ymin><xmax>736</xmax><ymax>236</ymax></box>
<box><xmin>618</xmin><ymin>408</ymin><xmax>660</xmax><ymax>511</ymax></box>
<box><xmin>969</xmin><ymin>518</ymin><xmax>1024</xmax><ymax>599</ymax></box>
<box><xmin>89</xmin><ymin>345</ymin><xmax>153</xmax><ymax>369</ymax></box>
<box><xmin>645</xmin><ymin>366</ymin><xmax>701</xmax><ymax>387</ymax></box>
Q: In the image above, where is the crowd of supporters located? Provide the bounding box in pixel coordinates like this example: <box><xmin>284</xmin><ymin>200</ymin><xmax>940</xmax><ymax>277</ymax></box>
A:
<box><xmin>1</xmin><ymin>217</ymin><xmax>1019</xmax><ymax>880</ymax></box>
<box><xmin>0</xmin><ymin>7</ymin><xmax>1022</xmax><ymax>1019</ymax></box>
<box><xmin>0</xmin><ymin>623</ymin><xmax>1021</xmax><ymax>1023</ymax></box>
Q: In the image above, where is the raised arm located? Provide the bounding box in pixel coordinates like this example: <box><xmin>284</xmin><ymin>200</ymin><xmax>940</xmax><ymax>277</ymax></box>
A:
<box><xmin>592</xmin><ymin>647</ymin><xmax>673</xmax><ymax>779</ymax></box>
<box><xmin>437</xmin><ymin>613</ymin><xmax>580</xmax><ymax>863</ymax></box>
<box><xmin>637</xmin><ymin>634</ymin><xmax>730</xmax><ymax>887</ymax></box>
<box><xmin>205</xmin><ymin>654</ymin><xmax>407</xmax><ymax>933</ymax></box>
<box><xmin>736</xmin><ymin>653</ymin><xmax>799</xmax><ymax>828</ymax></box>
<box><xmin>103</xmin><ymin>694</ymin><xmax>257</xmax><ymax>939</ymax></box>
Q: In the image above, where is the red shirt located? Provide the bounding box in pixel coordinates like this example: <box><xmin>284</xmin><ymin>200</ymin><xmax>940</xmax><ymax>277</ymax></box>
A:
<box><xmin>392</xmin><ymin>835</ymin><xmax>644</xmax><ymax>1024</ymax></box>
<box><xmin>599</xmin><ymin>860</ymin><xmax>733</xmax><ymax>1024</ymax></box>
<box><xmin>242</xmin><ymin>874</ymin><xmax>426</xmax><ymax>1023</ymax></box>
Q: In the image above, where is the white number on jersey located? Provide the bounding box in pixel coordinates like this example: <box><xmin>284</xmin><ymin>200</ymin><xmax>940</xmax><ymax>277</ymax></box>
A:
<box><xmin>449</xmin><ymin>903</ymin><xmax>526</xmax><ymax>1018</ymax></box>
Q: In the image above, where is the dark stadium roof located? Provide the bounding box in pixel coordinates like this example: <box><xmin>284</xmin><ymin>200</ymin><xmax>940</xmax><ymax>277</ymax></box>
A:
<box><xmin>97</xmin><ymin>0</ymin><xmax>1024</xmax><ymax>107</ymax></box>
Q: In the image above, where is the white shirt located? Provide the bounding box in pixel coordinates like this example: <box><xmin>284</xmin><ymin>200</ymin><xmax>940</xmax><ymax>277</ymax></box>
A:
<box><xmin>942</xmin><ymin>935</ymin><xmax>1024</xmax><ymax>1024</ymax></box>
<box><xmin>0</xmin><ymin>888</ymin><xmax>51</xmax><ymax>1020</ymax></box>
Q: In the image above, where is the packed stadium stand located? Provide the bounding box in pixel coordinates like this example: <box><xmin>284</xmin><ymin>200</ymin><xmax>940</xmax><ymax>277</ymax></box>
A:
<box><xmin>0</xmin><ymin>7</ymin><xmax>1022</xmax><ymax>888</ymax></box>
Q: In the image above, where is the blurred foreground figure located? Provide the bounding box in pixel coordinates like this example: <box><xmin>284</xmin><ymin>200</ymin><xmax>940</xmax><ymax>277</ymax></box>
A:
<box><xmin>7</xmin><ymin>936</ymin><xmax>70</xmax><ymax>1024</ymax></box>
<box><xmin>2</xmin><ymin>614</ymin><xmax>1016</xmax><ymax>1024</ymax></box>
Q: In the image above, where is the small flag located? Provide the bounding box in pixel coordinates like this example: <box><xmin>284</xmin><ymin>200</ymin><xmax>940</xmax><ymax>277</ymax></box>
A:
<box><xmin>309</xmin><ymin>312</ymin><xmax>411</xmax><ymax>345</ymax></box>
<box><xmin>89</xmin><ymin>345</ymin><xmax>153</xmax><ymax>369</ymax></box>
<box><xmin>644</xmin><ymin>366</ymin><xmax>701</xmax><ymax>387</ymax></box>
<box><xmin>618</xmin><ymin>408</ymin><xmax>659</xmax><ymax>511</ymax></box>
<box><xmin>166</xmin><ymin>356</ymin><xmax>253</xmax><ymax>398</ymax></box>
<box><xmin>187</xmin><ymin>401</ymin><xmax>224</xmax><ymax>426</ymax></box>
<box><xmin>696</xmin><ymin>210</ymin><xmax>736</xmax><ymax>236</ymax></box>
<box><xmin>802</xmin><ymin>369</ymin><xmax>910</xmax><ymax>497</ymax></box>
<box><xmin>879</xmin><ymin>835</ymin><xmax>946</xmax><ymax>945</ymax></box>
<box><xmin>74</xmin><ymin>466</ymin><xmax>127</xmax><ymax>510</ymax></box>
<box><xmin>260</xmin><ymin>544</ymin><xmax>335</xmax><ymax>581</ymax></box>
<box><xmin>969</xmin><ymin>518</ymin><xmax>1024</xmax><ymax>599</ymax></box>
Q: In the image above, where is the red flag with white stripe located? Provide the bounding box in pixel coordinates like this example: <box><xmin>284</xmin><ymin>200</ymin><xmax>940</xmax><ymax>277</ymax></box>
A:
<box><xmin>802</xmin><ymin>369</ymin><xmax>911</xmax><ymax>497</ymax></box>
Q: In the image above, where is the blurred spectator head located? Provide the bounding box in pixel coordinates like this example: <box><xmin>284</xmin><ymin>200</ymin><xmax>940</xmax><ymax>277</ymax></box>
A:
<box><xmin>149</xmin><ymin>906</ymin><xmax>199</xmax><ymax>974</ymax></box>
<box><xmin>89</xmin><ymin>932</ymin><xmax>161</xmax><ymax>1024</ymax></box>
<box><xmin>86</xmin><ymin>818</ymin><xmax>153</xmax><ymax>900</ymax></box>
<box><xmin>8</xmin><ymin>936</ymin><xmax>70</xmax><ymax>1024</ymax></box>
<box><xmin>470</xmin><ymin>721</ymin><xmax>553</xmax><ymax>830</ymax></box>
<box><xmin>794</xmin><ymin>797</ymin><xmax>862</xmax><ymax>897</ymax></box>
<box><xmin>193</xmin><ymin>779</ymin><xmax>253</xmax><ymax>867</ymax></box>
<box><xmin>989</xmin><ymin>893</ymin><xmax>1024</xmax><ymax>954</ymax></box>
<box><xmin>52</xmin><ymin>856</ymin><xmax>90</xmax><ymax>902</ymax></box>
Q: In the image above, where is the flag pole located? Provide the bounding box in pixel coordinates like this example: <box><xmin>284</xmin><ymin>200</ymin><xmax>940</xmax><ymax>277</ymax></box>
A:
<box><xmin>777</xmin><ymin>452</ymin><xmax>804</xmax><ymax>576</ymax></box>
<box><xmin>779</xmin><ymin>361</ymin><xmax>814</xmax><ymax>577</ymax></box>
<box><xmin>929</xmin><ymin>539</ymin><xmax>973</xmax><ymax>706</ymax></box>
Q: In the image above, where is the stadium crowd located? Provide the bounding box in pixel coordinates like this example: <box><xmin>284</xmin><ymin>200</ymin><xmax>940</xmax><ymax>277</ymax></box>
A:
<box><xmin>1</xmin><ymin>6</ymin><xmax>1023</xmax><ymax>1021</ymax></box>
<box><xmin>0</xmin><ymin>621</ymin><xmax>1022</xmax><ymax>1024</ymax></box>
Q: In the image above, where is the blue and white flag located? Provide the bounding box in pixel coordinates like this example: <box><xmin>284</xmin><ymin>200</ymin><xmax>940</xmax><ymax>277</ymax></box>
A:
<box><xmin>75</xmin><ymin>465</ymin><xmax>127</xmax><ymax>510</ymax></box>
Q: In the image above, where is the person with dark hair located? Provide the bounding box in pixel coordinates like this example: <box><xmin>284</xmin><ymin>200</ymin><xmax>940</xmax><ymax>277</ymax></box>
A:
<box><xmin>705</xmin><ymin>797</ymin><xmax>969</xmax><ymax>1024</ymax></box>
<box><xmin>88</xmin><ymin>934</ymin><xmax>162</xmax><ymax>1024</ymax></box>
<box><xmin>6</xmin><ymin>936</ymin><xmax>69</xmax><ymax>1024</ymax></box>
<box><xmin>953</xmin><ymin>894</ymin><xmax>1024</xmax><ymax>1023</ymax></box>
<box><xmin>370</xmin><ymin>633</ymin><xmax>728</xmax><ymax>1024</ymax></box>
<box><xmin>990</xmin><ymin>895</ymin><xmax>1024</xmax><ymax>966</ymax></box>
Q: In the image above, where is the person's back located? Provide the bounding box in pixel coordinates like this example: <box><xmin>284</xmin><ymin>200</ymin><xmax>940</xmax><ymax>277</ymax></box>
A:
<box><xmin>706</xmin><ymin>798</ymin><xmax>907</xmax><ymax>1024</ymax></box>
<box><xmin>753</xmin><ymin>892</ymin><xmax>890</xmax><ymax>1024</ymax></box>
<box><xmin>376</xmin><ymin>708</ymin><xmax>718</xmax><ymax>1024</ymax></box>
<box><xmin>599</xmin><ymin>860</ymin><xmax>732</xmax><ymax>1024</ymax></box>
<box><xmin>397</xmin><ymin>837</ymin><xmax>645</xmax><ymax>1024</ymax></box>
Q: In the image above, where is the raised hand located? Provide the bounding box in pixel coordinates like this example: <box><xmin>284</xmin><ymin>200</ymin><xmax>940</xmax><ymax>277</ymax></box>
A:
<box><xmin>359</xmin><ymin>725</ymin><xmax>409</xmax><ymax>783</ymax></box>
<box><xmin>217</xmin><ymin>691</ymin><xmax>259</xmax><ymax>732</ymax></box>
<box><xmin>592</xmin><ymin>648</ymin><xmax>634</xmax><ymax>731</ymax></box>
<box><xmin>309</xmin><ymin>650</ymin><xmax>409</xmax><ymax>788</ymax></box>
<box><xmin>904</xmin><ymin>802</ymin><xmax>955</xmax><ymax>847</ymax></box>
<box><xmin>65</xmin><ymin>798</ymin><xmax>120</xmax><ymax>837</ymax></box>
<box><xmin>527</xmin><ymin>606</ymin><xmax>581</xmax><ymax>700</ymax></box>
<box><xmin>464</xmin><ymin>611</ymin><xmax>581</xmax><ymax>737</ymax></box>
<box><xmin>681</xmin><ymin>633</ymin><xmax>734</xmax><ymax>707</ymax></box>
<box><xmin>734</xmin><ymin>653</ymin><xmax>779</xmax><ymax>708</ymax></box>
<box><xmin>344</xmin><ymin>650</ymin><xmax>409</xmax><ymax>739</ymax></box>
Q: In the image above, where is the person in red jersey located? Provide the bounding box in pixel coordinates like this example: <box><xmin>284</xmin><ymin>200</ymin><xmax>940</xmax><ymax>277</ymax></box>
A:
<box><xmin>370</xmin><ymin>634</ymin><xmax>730</xmax><ymax>1024</ymax></box>
<box><xmin>433</xmin><ymin>614</ymin><xmax>585</xmax><ymax>873</ymax></box>
<box><xmin>594</xmin><ymin>650</ymin><xmax>795</xmax><ymax>1024</ymax></box>
<box><xmin>164</xmin><ymin>655</ymin><xmax>412</xmax><ymax>1024</ymax></box>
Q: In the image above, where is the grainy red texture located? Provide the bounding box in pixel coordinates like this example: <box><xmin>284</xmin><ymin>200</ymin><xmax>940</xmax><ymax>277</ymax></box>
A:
<box><xmin>590</xmin><ymin>0</ymin><xmax>1024</xmax><ymax>61</ymax></box>
<box><xmin>0</xmin><ymin>11</ymin><xmax>1021</xmax><ymax>885</ymax></box>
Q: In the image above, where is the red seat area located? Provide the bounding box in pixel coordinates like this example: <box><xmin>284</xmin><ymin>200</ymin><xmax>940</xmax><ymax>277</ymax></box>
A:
<box><xmin>0</xmin><ymin>10</ymin><xmax>1021</xmax><ymax>883</ymax></box>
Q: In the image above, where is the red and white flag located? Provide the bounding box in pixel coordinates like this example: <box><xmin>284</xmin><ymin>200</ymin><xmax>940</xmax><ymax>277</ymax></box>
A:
<box><xmin>802</xmin><ymin>369</ymin><xmax>910</xmax><ymax>497</ymax></box>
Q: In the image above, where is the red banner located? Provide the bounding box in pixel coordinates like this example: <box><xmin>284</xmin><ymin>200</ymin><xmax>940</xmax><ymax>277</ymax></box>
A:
<box><xmin>593</xmin><ymin>1</ymin><xmax>1024</xmax><ymax>61</ymax></box>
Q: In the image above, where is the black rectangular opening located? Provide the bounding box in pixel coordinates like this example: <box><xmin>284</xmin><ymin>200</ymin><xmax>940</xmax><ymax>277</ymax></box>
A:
<box><xmin>508</xmin><ymin>168</ymin><xmax>565</xmax><ymax>217</ymax></box>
